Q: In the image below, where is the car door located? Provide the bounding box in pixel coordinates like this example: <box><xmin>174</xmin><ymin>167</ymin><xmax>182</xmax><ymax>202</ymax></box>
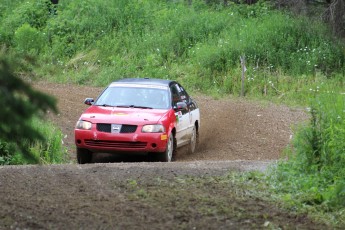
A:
<box><xmin>177</xmin><ymin>84</ymin><xmax>196</xmax><ymax>140</ymax></box>
<box><xmin>170</xmin><ymin>83</ymin><xmax>191</xmax><ymax>147</ymax></box>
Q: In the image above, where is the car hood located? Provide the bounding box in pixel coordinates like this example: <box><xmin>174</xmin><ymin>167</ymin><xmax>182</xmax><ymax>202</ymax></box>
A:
<box><xmin>79</xmin><ymin>106</ymin><xmax>169</xmax><ymax>125</ymax></box>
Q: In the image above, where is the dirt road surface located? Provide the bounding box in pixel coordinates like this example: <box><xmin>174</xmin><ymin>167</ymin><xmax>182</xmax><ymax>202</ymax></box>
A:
<box><xmin>1</xmin><ymin>82</ymin><xmax>324</xmax><ymax>229</ymax></box>
<box><xmin>34</xmin><ymin>82</ymin><xmax>308</xmax><ymax>162</ymax></box>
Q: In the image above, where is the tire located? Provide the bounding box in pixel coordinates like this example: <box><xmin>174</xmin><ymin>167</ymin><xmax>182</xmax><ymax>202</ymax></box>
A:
<box><xmin>76</xmin><ymin>148</ymin><xmax>92</xmax><ymax>164</ymax></box>
<box><xmin>159</xmin><ymin>134</ymin><xmax>175</xmax><ymax>162</ymax></box>
<box><xmin>188</xmin><ymin>125</ymin><xmax>198</xmax><ymax>154</ymax></box>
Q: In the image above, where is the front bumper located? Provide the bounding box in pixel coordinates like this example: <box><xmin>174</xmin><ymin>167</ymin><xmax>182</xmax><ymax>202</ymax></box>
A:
<box><xmin>75</xmin><ymin>129</ymin><xmax>168</xmax><ymax>153</ymax></box>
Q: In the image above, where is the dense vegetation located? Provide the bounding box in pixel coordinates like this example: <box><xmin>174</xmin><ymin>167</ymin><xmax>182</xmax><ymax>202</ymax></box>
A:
<box><xmin>268</xmin><ymin>90</ymin><xmax>345</xmax><ymax>227</ymax></box>
<box><xmin>0</xmin><ymin>53</ymin><xmax>68</xmax><ymax>164</ymax></box>
<box><xmin>0</xmin><ymin>0</ymin><xmax>344</xmax><ymax>226</ymax></box>
<box><xmin>0</xmin><ymin>0</ymin><xmax>344</xmax><ymax>101</ymax></box>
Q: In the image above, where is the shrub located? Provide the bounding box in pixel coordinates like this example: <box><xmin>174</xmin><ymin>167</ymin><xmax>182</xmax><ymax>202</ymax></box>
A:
<box><xmin>0</xmin><ymin>0</ymin><xmax>51</xmax><ymax>46</ymax></box>
<box><xmin>14</xmin><ymin>23</ymin><xmax>46</xmax><ymax>55</ymax></box>
<box><xmin>25</xmin><ymin>117</ymin><xmax>68</xmax><ymax>164</ymax></box>
<box><xmin>269</xmin><ymin>90</ymin><xmax>345</xmax><ymax>210</ymax></box>
<box><xmin>0</xmin><ymin>141</ymin><xmax>16</xmax><ymax>165</ymax></box>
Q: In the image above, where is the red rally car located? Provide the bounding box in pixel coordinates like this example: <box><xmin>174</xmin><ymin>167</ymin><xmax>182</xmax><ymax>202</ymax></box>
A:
<box><xmin>74</xmin><ymin>78</ymin><xmax>200</xmax><ymax>163</ymax></box>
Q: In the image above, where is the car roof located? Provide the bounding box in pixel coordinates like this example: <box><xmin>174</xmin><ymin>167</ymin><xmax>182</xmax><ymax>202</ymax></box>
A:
<box><xmin>112</xmin><ymin>78</ymin><xmax>176</xmax><ymax>87</ymax></box>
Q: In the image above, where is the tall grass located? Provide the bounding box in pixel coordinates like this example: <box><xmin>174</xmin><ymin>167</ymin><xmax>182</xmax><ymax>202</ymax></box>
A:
<box><xmin>0</xmin><ymin>117</ymin><xmax>68</xmax><ymax>165</ymax></box>
<box><xmin>0</xmin><ymin>0</ymin><xmax>344</xmax><ymax>98</ymax></box>
<box><xmin>268</xmin><ymin>89</ymin><xmax>345</xmax><ymax>225</ymax></box>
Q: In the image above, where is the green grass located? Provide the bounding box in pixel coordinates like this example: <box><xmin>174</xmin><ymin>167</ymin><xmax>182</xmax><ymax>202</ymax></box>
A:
<box><xmin>0</xmin><ymin>0</ymin><xmax>344</xmax><ymax>100</ymax></box>
<box><xmin>267</xmin><ymin>90</ymin><xmax>345</xmax><ymax>226</ymax></box>
<box><xmin>0</xmin><ymin>117</ymin><xmax>69</xmax><ymax>165</ymax></box>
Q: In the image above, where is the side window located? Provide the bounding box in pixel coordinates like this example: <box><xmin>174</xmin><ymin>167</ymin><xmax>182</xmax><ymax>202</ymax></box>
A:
<box><xmin>170</xmin><ymin>84</ymin><xmax>181</xmax><ymax>107</ymax></box>
<box><xmin>178</xmin><ymin>84</ymin><xmax>189</xmax><ymax>104</ymax></box>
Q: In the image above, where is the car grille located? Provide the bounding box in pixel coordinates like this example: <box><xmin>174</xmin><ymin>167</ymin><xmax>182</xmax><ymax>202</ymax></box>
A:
<box><xmin>96</xmin><ymin>124</ymin><xmax>137</xmax><ymax>133</ymax></box>
<box><xmin>84</xmin><ymin>140</ymin><xmax>147</xmax><ymax>149</ymax></box>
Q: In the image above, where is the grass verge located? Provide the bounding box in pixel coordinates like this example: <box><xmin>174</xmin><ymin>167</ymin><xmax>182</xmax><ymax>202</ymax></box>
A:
<box><xmin>0</xmin><ymin>117</ymin><xmax>68</xmax><ymax>165</ymax></box>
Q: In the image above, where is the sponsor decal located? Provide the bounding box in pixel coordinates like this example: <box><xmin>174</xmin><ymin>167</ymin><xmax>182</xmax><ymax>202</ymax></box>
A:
<box><xmin>175</xmin><ymin>111</ymin><xmax>182</xmax><ymax>122</ymax></box>
<box><xmin>112</xmin><ymin>112</ymin><xmax>128</xmax><ymax>116</ymax></box>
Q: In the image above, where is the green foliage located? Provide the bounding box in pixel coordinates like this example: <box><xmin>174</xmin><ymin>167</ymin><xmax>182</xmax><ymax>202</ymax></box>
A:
<box><xmin>1</xmin><ymin>0</ymin><xmax>344</xmax><ymax>91</ymax></box>
<box><xmin>0</xmin><ymin>0</ymin><xmax>51</xmax><ymax>45</ymax></box>
<box><xmin>0</xmin><ymin>141</ymin><xmax>16</xmax><ymax>165</ymax></box>
<box><xmin>268</xmin><ymin>90</ymin><xmax>345</xmax><ymax>223</ymax></box>
<box><xmin>0</xmin><ymin>52</ymin><xmax>58</xmax><ymax>162</ymax></box>
<box><xmin>14</xmin><ymin>23</ymin><xmax>46</xmax><ymax>55</ymax></box>
<box><xmin>1</xmin><ymin>117</ymin><xmax>68</xmax><ymax>165</ymax></box>
<box><xmin>294</xmin><ymin>92</ymin><xmax>345</xmax><ymax>175</ymax></box>
<box><xmin>190</xmin><ymin>12</ymin><xmax>344</xmax><ymax>75</ymax></box>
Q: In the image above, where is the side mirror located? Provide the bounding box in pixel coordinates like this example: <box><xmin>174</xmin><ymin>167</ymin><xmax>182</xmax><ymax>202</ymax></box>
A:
<box><xmin>174</xmin><ymin>102</ymin><xmax>187</xmax><ymax>111</ymax></box>
<box><xmin>84</xmin><ymin>98</ymin><xmax>94</xmax><ymax>105</ymax></box>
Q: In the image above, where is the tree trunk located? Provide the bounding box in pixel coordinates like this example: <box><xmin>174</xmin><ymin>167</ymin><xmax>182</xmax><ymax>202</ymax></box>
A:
<box><xmin>323</xmin><ymin>0</ymin><xmax>345</xmax><ymax>36</ymax></box>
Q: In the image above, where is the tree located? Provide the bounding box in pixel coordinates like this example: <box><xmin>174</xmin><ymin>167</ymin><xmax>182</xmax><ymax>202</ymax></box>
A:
<box><xmin>323</xmin><ymin>0</ymin><xmax>345</xmax><ymax>36</ymax></box>
<box><xmin>273</xmin><ymin>0</ymin><xmax>345</xmax><ymax>37</ymax></box>
<box><xmin>0</xmin><ymin>54</ymin><xmax>57</xmax><ymax>161</ymax></box>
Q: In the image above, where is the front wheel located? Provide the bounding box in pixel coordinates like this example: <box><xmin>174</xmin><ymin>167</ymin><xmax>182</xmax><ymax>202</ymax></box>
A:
<box><xmin>159</xmin><ymin>134</ymin><xmax>175</xmax><ymax>162</ymax></box>
<box><xmin>76</xmin><ymin>148</ymin><xmax>92</xmax><ymax>164</ymax></box>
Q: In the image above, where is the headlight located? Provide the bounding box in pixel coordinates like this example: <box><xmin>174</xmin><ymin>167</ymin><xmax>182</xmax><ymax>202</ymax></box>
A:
<box><xmin>142</xmin><ymin>124</ymin><xmax>165</xmax><ymax>133</ymax></box>
<box><xmin>76</xmin><ymin>120</ymin><xmax>92</xmax><ymax>130</ymax></box>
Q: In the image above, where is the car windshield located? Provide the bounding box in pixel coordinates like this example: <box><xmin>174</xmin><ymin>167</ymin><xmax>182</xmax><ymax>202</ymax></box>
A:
<box><xmin>94</xmin><ymin>85</ymin><xmax>170</xmax><ymax>110</ymax></box>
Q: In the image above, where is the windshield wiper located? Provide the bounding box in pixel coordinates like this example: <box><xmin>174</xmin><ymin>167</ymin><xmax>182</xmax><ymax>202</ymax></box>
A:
<box><xmin>116</xmin><ymin>105</ymin><xmax>153</xmax><ymax>109</ymax></box>
<box><xmin>115</xmin><ymin>105</ymin><xmax>131</xmax><ymax>108</ymax></box>
<box><xmin>131</xmin><ymin>105</ymin><xmax>153</xmax><ymax>109</ymax></box>
<box><xmin>96</xmin><ymin>104</ymin><xmax>114</xmax><ymax>107</ymax></box>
